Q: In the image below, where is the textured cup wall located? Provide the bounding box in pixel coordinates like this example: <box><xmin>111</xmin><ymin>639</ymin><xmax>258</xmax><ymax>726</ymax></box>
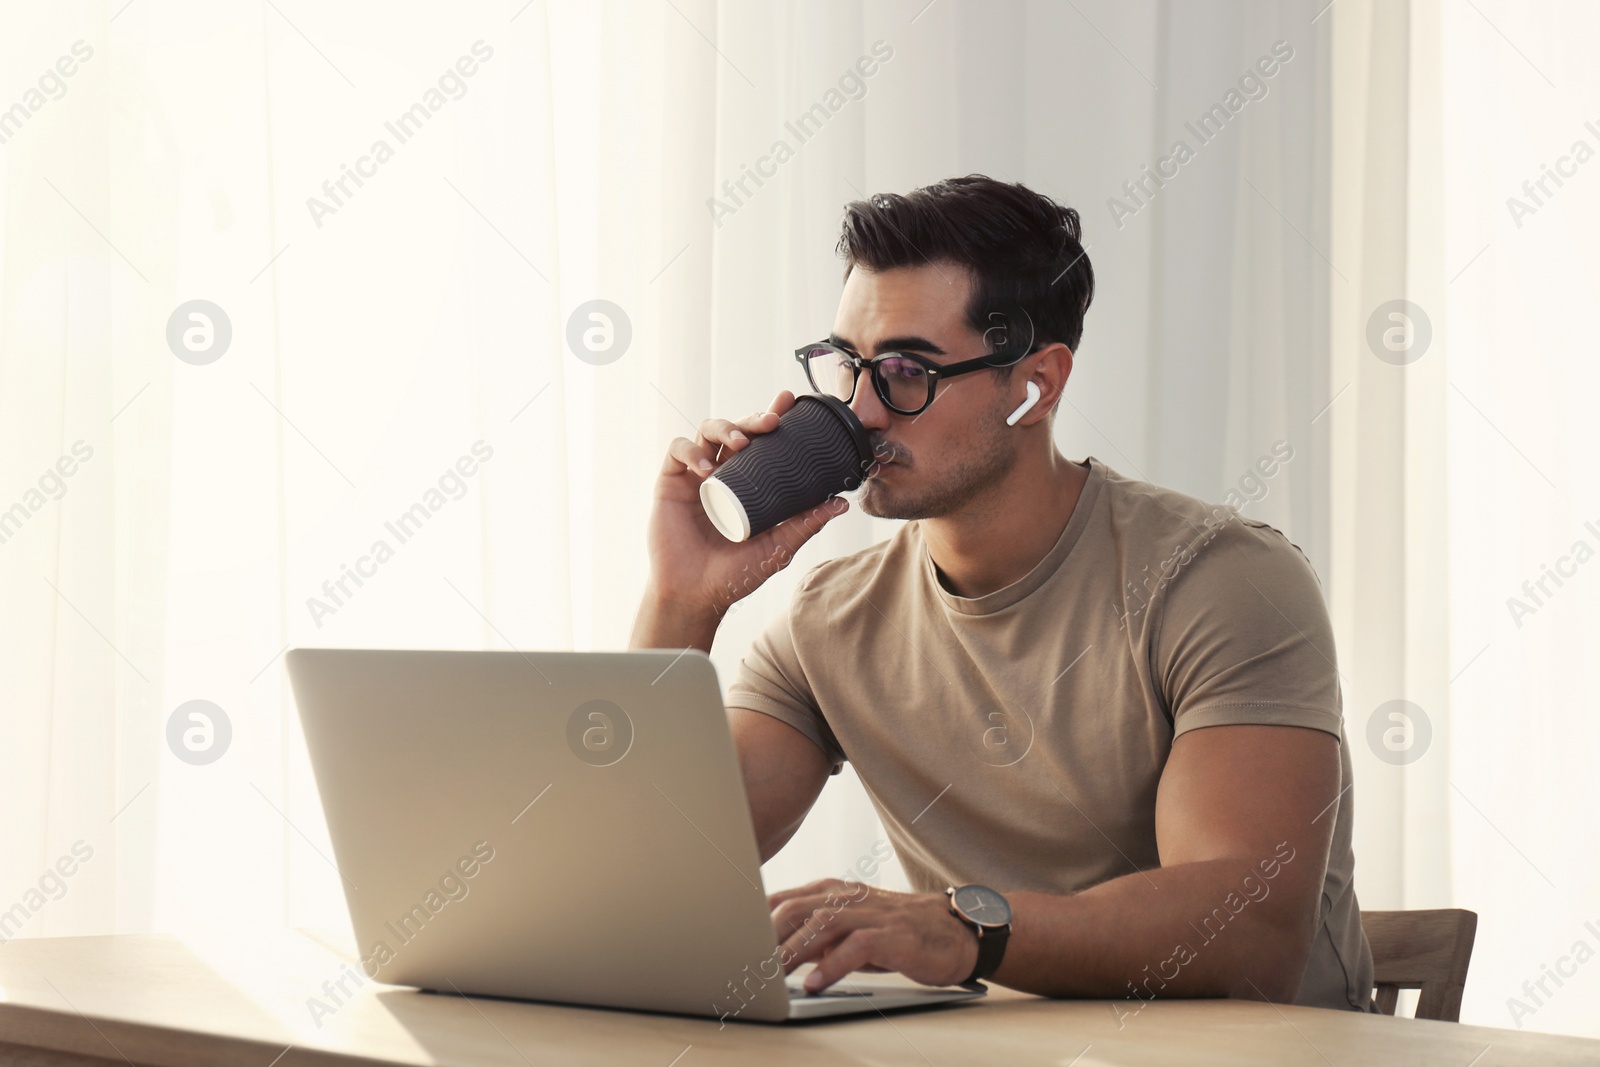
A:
<box><xmin>710</xmin><ymin>395</ymin><xmax>872</xmax><ymax>538</ymax></box>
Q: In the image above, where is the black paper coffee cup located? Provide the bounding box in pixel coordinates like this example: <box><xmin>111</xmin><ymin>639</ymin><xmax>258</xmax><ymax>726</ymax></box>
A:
<box><xmin>700</xmin><ymin>394</ymin><xmax>874</xmax><ymax>542</ymax></box>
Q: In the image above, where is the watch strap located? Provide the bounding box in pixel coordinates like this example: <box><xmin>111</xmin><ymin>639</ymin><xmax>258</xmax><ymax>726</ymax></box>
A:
<box><xmin>964</xmin><ymin>919</ymin><xmax>1009</xmax><ymax>984</ymax></box>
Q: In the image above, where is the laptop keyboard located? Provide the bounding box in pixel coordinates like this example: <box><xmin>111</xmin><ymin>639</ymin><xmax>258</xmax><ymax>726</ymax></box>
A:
<box><xmin>786</xmin><ymin>982</ymin><xmax>874</xmax><ymax>999</ymax></box>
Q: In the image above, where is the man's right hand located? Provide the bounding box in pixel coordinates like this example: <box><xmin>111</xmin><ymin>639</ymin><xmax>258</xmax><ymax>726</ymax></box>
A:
<box><xmin>641</xmin><ymin>389</ymin><xmax>850</xmax><ymax>627</ymax></box>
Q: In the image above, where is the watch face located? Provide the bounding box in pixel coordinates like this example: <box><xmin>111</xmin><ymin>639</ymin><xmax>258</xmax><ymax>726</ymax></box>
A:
<box><xmin>952</xmin><ymin>884</ymin><xmax>1011</xmax><ymax>927</ymax></box>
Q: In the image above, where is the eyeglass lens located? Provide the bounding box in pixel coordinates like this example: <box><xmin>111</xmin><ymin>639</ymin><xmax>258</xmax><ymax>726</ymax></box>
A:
<box><xmin>804</xmin><ymin>346</ymin><xmax>930</xmax><ymax>413</ymax></box>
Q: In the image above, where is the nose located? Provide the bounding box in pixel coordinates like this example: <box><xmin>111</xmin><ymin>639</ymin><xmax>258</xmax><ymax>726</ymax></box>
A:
<box><xmin>848</xmin><ymin>365</ymin><xmax>891</xmax><ymax>432</ymax></box>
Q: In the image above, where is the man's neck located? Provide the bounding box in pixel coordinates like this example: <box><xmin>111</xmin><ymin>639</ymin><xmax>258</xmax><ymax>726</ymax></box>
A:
<box><xmin>922</xmin><ymin>452</ymin><xmax>1090</xmax><ymax>600</ymax></box>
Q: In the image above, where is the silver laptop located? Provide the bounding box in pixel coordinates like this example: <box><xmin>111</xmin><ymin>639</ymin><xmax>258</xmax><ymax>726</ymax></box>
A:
<box><xmin>286</xmin><ymin>647</ymin><xmax>987</xmax><ymax>1022</ymax></box>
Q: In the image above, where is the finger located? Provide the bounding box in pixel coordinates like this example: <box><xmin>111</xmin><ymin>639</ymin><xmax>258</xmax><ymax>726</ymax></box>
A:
<box><xmin>766</xmin><ymin>878</ymin><xmax>846</xmax><ymax>909</ymax></box>
<box><xmin>720</xmin><ymin>391</ymin><xmax>790</xmax><ymax>451</ymax></box>
<box><xmin>772</xmin><ymin>886</ymin><xmax>878</xmax><ymax>963</ymax></box>
<box><xmin>713</xmin><ymin>409</ymin><xmax>774</xmax><ymax>464</ymax></box>
<box><xmin>779</xmin><ymin>903</ymin><xmax>876</xmax><ymax>976</ymax></box>
<box><xmin>663</xmin><ymin>435</ymin><xmax>718</xmax><ymax>476</ymax></box>
<box><xmin>664</xmin><ymin>390</ymin><xmax>802</xmax><ymax>477</ymax></box>
<box><xmin>680</xmin><ymin>389</ymin><xmax>811</xmax><ymax>474</ymax></box>
<box><xmin>693</xmin><ymin>416</ymin><xmax>754</xmax><ymax>458</ymax></box>
<box><xmin>770</xmin><ymin>886</ymin><xmax>860</xmax><ymax>940</ymax></box>
<box><xmin>732</xmin><ymin>407</ymin><xmax>779</xmax><ymax>432</ymax></box>
<box><xmin>770</xmin><ymin>879</ymin><xmax>871</xmax><ymax>917</ymax></box>
<box><xmin>719</xmin><ymin>392</ymin><xmax>797</xmax><ymax>453</ymax></box>
<box><xmin>803</xmin><ymin>928</ymin><xmax>896</xmax><ymax>994</ymax></box>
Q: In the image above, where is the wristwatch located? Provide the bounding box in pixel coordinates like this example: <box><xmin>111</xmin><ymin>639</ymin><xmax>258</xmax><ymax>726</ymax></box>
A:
<box><xmin>946</xmin><ymin>883</ymin><xmax>1012</xmax><ymax>985</ymax></box>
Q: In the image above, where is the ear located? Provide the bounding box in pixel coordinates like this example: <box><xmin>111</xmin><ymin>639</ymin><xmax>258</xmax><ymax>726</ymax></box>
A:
<box><xmin>1011</xmin><ymin>343</ymin><xmax>1073</xmax><ymax>426</ymax></box>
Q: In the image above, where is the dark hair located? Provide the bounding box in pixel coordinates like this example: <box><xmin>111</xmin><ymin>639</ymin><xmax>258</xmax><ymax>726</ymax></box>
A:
<box><xmin>835</xmin><ymin>174</ymin><xmax>1094</xmax><ymax>377</ymax></box>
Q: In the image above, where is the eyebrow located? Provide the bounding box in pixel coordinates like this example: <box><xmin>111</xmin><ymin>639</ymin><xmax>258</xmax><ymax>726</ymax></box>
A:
<box><xmin>828</xmin><ymin>332</ymin><xmax>949</xmax><ymax>357</ymax></box>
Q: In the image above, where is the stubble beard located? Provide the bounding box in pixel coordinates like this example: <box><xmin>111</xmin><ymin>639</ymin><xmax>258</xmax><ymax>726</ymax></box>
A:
<box><xmin>856</xmin><ymin>392</ymin><xmax>1019</xmax><ymax>521</ymax></box>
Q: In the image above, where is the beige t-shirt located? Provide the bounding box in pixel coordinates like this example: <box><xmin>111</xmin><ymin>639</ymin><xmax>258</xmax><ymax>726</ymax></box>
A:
<box><xmin>726</xmin><ymin>455</ymin><xmax>1373</xmax><ymax>1012</ymax></box>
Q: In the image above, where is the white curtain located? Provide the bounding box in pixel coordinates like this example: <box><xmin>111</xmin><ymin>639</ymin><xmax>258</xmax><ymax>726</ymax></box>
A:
<box><xmin>1434</xmin><ymin>0</ymin><xmax>1600</xmax><ymax>1037</ymax></box>
<box><xmin>5</xmin><ymin>0</ymin><xmax>1591</xmax><ymax>1039</ymax></box>
<box><xmin>1326</xmin><ymin>0</ymin><xmax>1600</xmax><ymax>1037</ymax></box>
<box><xmin>1328</xmin><ymin>0</ymin><xmax>1448</xmax><ymax>933</ymax></box>
<box><xmin>1319</xmin><ymin>0</ymin><xmax>1600</xmax><ymax>1036</ymax></box>
<box><xmin>3</xmin><ymin>1</ymin><xmax>580</xmax><ymax>942</ymax></box>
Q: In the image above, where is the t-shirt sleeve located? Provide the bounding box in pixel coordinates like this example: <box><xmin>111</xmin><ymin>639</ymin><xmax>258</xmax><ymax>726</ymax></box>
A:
<box><xmin>1153</xmin><ymin>517</ymin><xmax>1345</xmax><ymax>739</ymax></box>
<box><xmin>724</xmin><ymin>567</ymin><xmax>848</xmax><ymax>774</ymax></box>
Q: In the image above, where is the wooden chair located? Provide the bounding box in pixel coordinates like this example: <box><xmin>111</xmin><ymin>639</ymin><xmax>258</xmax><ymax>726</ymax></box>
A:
<box><xmin>1361</xmin><ymin>909</ymin><xmax>1478</xmax><ymax>1021</ymax></box>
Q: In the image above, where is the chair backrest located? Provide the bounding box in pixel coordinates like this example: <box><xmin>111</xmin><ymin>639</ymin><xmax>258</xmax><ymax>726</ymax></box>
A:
<box><xmin>1361</xmin><ymin>909</ymin><xmax>1478</xmax><ymax>1021</ymax></box>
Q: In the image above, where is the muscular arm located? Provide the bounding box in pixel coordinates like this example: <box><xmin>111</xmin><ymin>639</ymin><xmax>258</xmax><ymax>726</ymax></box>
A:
<box><xmin>729</xmin><ymin>708</ymin><xmax>830</xmax><ymax>862</ymax></box>
<box><xmin>992</xmin><ymin>723</ymin><xmax>1338</xmax><ymax>1002</ymax></box>
<box><xmin>629</xmin><ymin>589</ymin><xmax>831</xmax><ymax>864</ymax></box>
<box><xmin>775</xmin><ymin>722</ymin><xmax>1341</xmax><ymax>1000</ymax></box>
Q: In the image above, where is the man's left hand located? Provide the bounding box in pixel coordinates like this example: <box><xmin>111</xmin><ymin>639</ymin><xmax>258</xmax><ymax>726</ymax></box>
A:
<box><xmin>768</xmin><ymin>879</ymin><xmax>979</xmax><ymax>993</ymax></box>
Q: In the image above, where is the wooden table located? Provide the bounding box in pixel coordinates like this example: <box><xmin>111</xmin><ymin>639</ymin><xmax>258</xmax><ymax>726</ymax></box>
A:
<box><xmin>0</xmin><ymin>931</ymin><xmax>1594</xmax><ymax>1066</ymax></box>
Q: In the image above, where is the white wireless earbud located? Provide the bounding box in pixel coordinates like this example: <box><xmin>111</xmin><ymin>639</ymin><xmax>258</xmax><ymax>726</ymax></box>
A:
<box><xmin>1005</xmin><ymin>380</ymin><xmax>1042</xmax><ymax>427</ymax></box>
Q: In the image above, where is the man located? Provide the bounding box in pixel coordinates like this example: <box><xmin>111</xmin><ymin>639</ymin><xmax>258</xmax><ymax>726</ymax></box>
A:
<box><xmin>631</xmin><ymin>174</ymin><xmax>1373</xmax><ymax>1012</ymax></box>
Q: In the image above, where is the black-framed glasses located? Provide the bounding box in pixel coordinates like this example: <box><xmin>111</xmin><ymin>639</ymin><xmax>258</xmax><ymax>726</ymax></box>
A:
<box><xmin>793</xmin><ymin>339</ymin><xmax>1040</xmax><ymax>416</ymax></box>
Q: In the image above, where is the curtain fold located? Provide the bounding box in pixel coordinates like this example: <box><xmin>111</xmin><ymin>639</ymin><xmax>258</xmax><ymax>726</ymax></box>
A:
<box><xmin>1328</xmin><ymin>0</ymin><xmax>1448</xmax><ymax>914</ymax></box>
